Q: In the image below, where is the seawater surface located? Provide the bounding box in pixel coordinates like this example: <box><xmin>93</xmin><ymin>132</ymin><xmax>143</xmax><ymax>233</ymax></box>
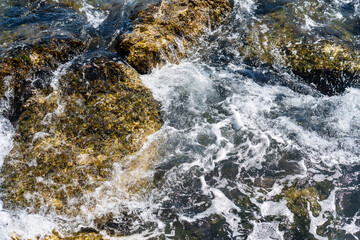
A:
<box><xmin>1</xmin><ymin>0</ymin><xmax>360</xmax><ymax>239</ymax></box>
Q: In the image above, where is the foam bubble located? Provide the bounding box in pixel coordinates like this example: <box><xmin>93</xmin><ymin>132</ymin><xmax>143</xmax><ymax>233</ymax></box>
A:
<box><xmin>0</xmin><ymin>116</ymin><xmax>13</xmax><ymax>167</ymax></box>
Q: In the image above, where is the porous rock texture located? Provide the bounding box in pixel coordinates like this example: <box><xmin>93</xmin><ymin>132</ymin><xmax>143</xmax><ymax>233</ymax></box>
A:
<box><xmin>239</xmin><ymin>8</ymin><xmax>360</xmax><ymax>95</ymax></box>
<box><xmin>1</xmin><ymin>58</ymin><xmax>162</xmax><ymax>215</ymax></box>
<box><xmin>0</xmin><ymin>38</ymin><xmax>84</xmax><ymax>122</ymax></box>
<box><xmin>117</xmin><ymin>0</ymin><xmax>231</xmax><ymax>74</ymax></box>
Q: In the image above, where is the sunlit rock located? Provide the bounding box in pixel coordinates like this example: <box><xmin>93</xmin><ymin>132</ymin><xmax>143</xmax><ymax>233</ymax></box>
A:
<box><xmin>11</xmin><ymin>232</ymin><xmax>107</xmax><ymax>240</ymax></box>
<box><xmin>0</xmin><ymin>58</ymin><xmax>162</xmax><ymax>215</ymax></box>
<box><xmin>117</xmin><ymin>0</ymin><xmax>231</xmax><ymax>74</ymax></box>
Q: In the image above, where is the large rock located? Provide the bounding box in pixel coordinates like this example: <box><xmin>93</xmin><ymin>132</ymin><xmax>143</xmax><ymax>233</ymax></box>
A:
<box><xmin>117</xmin><ymin>0</ymin><xmax>231</xmax><ymax>74</ymax></box>
<box><xmin>0</xmin><ymin>58</ymin><xmax>162</xmax><ymax>215</ymax></box>
<box><xmin>239</xmin><ymin>5</ymin><xmax>360</xmax><ymax>95</ymax></box>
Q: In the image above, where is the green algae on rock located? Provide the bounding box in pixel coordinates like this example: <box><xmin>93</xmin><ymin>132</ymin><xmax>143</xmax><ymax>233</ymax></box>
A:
<box><xmin>116</xmin><ymin>0</ymin><xmax>231</xmax><ymax>74</ymax></box>
<box><xmin>0</xmin><ymin>58</ymin><xmax>162</xmax><ymax>215</ymax></box>
<box><xmin>0</xmin><ymin>38</ymin><xmax>85</xmax><ymax>122</ymax></box>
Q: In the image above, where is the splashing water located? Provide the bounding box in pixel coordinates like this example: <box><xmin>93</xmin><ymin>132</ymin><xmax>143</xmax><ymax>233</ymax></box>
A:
<box><xmin>0</xmin><ymin>0</ymin><xmax>360</xmax><ymax>239</ymax></box>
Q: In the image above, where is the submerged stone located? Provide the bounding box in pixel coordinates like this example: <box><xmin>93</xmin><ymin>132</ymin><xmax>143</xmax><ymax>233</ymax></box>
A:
<box><xmin>116</xmin><ymin>0</ymin><xmax>231</xmax><ymax>74</ymax></box>
<box><xmin>271</xmin><ymin>180</ymin><xmax>334</xmax><ymax>240</ymax></box>
<box><xmin>0</xmin><ymin>58</ymin><xmax>162</xmax><ymax>215</ymax></box>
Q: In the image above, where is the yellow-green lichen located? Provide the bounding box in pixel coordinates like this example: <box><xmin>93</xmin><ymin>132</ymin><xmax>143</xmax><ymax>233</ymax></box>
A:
<box><xmin>272</xmin><ymin>180</ymin><xmax>334</xmax><ymax>239</ymax></box>
<box><xmin>117</xmin><ymin>0</ymin><xmax>231</xmax><ymax>73</ymax></box>
<box><xmin>11</xmin><ymin>231</ymin><xmax>107</xmax><ymax>240</ymax></box>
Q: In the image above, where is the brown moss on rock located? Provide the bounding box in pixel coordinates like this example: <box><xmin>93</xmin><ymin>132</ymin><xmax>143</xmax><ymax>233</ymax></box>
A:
<box><xmin>0</xmin><ymin>38</ymin><xmax>84</xmax><ymax>121</ymax></box>
<box><xmin>117</xmin><ymin>0</ymin><xmax>231</xmax><ymax>74</ymax></box>
<box><xmin>0</xmin><ymin>58</ymin><xmax>162</xmax><ymax>215</ymax></box>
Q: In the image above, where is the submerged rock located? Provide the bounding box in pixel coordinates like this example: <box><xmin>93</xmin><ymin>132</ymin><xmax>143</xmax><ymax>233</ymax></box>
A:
<box><xmin>117</xmin><ymin>0</ymin><xmax>231</xmax><ymax>74</ymax></box>
<box><xmin>0</xmin><ymin>38</ymin><xmax>84</xmax><ymax>122</ymax></box>
<box><xmin>0</xmin><ymin>58</ymin><xmax>162</xmax><ymax>215</ymax></box>
<box><xmin>271</xmin><ymin>180</ymin><xmax>334</xmax><ymax>240</ymax></box>
<box><xmin>239</xmin><ymin>5</ymin><xmax>360</xmax><ymax>95</ymax></box>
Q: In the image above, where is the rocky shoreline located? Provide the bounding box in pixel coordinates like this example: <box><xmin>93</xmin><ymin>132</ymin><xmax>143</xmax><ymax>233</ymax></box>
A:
<box><xmin>1</xmin><ymin>0</ymin><xmax>359</xmax><ymax>239</ymax></box>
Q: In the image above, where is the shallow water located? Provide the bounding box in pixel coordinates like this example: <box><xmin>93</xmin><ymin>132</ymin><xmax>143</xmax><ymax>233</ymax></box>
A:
<box><xmin>1</xmin><ymin>0</ymin><xmax>360</xmax><ymax>239</ymax></box>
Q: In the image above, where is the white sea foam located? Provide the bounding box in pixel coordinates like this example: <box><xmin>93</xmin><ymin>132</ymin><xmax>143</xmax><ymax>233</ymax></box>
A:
<box><xmin>0</xmin><ymin>208</ymin><xmax>56</xmax><ymax>240</ymax></box>
<box><xmin>141</xmin><ymin>58</ymin><xmax>360</xmax><ymax>237</ymax></box>
<box><xmin>248</xmin><ymin>222</ymin><xmax>284</xmax><ymax>240</ymax></box>
<box><xmin>79</xmin><ymin>2</ymin><xmax>108</xmax><ymax>29</ymax></box>
<box><xmin>0</xmin><ymin>117</ymin><xmax>13</xmax><ymax>167</ymax></box>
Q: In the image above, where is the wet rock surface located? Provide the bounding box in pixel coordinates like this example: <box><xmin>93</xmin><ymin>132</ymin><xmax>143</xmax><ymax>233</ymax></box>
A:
<box><xmin>4</xmin><ymin>0</ymin><xmax>360</xmax><ymax>239</ymax></box>
<box><xmin>238</xmin><ymin>2</ymin><xmax>360</xmax><ymax>95</ymax></box>
<box><xmin>116</xmin><ymin>0</ymin><xmax>231</xmax><ymax>74</ymax></box>
<box><xmin>12</xmin><ymin>232</ymin><xmax>107</xmax><ymax>240</ymax></box>
<box><xmin>0</xmin><ymin>38</ymin><xmax>84</xmax><ymax>122</ymax></box>
<box><xmin>0</xmin><ymin>58</ymin><xmax>162</xmax><ymax>215</ymax></box>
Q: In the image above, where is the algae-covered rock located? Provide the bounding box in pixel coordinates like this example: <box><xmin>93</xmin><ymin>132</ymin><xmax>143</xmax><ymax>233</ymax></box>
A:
<box><xmin>117</xmin><ymin>0</ymin><xmax>231</xmax><ymax>74</ymax></box>
<box><xmin>271</xmin><ymin>180</ymin><xmax>334</xmax><ymax>239</ymax></box>
<box><xmin>0</xmin><ymin>38</ymin><xmax>84</xmax><ymax>122</ymax></box>
<box><xmin>239</xmin><ymin>4</ymin><xmax>360</xmax><ymax>95</ymax></box>
<box><xmin>0</xmin><ymin>58</ymin><xmax>162</xmax><ymax>215</ymax></box>
<box><xmin>44</xmin><ymin>233</ymin><xmax>106</xmax><ymax>240</ymax></box>
<box><xmin>285</xmin><ymin>42</ymin><xmax>360</xmax><ymax>94</ymax></box>
<box><xmin>11</xmin><ymin>232</ymin><xmax>107</xmax><ymax>240</ymax></box>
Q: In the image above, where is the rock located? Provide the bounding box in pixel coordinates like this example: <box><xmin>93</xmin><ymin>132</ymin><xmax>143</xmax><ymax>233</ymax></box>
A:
<box><xmin>0</xmin><ymin>38</ymin><xmax>85</xmax><ymax>122</ymax></box>
<box><xmin>285</xmin><ymin>43</ymin><xmax>360</xmax><ymax>95</ymax></box>
<box><xmin>238</xmin><ymin>5</ymin><xmax>360</xmax><ymax>95</ymax></box>
<box><xmin>116</xmin><ymin>0</ymin><xmax>231</xmax><ymax>74</ymax></box>
<box><xmin>0</xmin><ymin>58</ymin><xmax>162</xmax><ymax>215</ymax></box>
<box><xmin>11</xmin><ymin>232</ymin><xmax>107</xmax><ymax>240</ymax></box>
<box><xmin>271</xmin><ymin>180</ymin><xmax>334</xmax><ymax>239</ymax></box>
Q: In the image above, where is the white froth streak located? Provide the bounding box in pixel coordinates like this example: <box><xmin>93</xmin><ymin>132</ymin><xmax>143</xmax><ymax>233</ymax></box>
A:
<box><xmin>247</xmin><ymin>222</ymin><xmax>284</xmax><ymax>240</ymax></box>
<box><xmin>79</xmin><ymin>2</ymin><xmax>108</xmax><ymax>29</ymax></box>
<box><xmin>0</xmin><ymin>116</ymin><xmax>13</xmax><ymax>167</ymax></box>
<box><xmin>308</xmin><ymin>188</ymin><xmax>338</xmax><ymax>240</ymax></box>
<box><xmin>260</xmin><ymin>200</ymin><xmax>294</xmax><ymax>223</ymax></box>
<box><xmin>0</xmin><ymin>113</ymin><xmax>55</xmax><ymax>239</ymax></box>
